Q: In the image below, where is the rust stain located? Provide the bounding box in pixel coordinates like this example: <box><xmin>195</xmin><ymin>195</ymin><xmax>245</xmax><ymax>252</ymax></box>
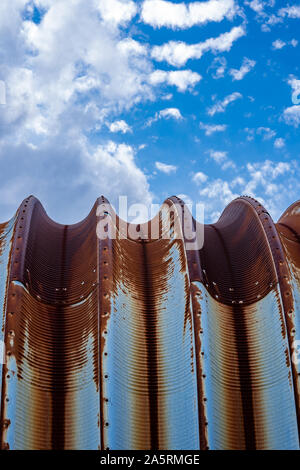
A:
<box><xmin>276</xmin><ymin>200</ymin><xmax>300</xmax><ymax>438</ymax></box>
<box><xmin>0</xmin><ymin>195</ymin><xmax>299</xmax><ymax>449</ymax></box>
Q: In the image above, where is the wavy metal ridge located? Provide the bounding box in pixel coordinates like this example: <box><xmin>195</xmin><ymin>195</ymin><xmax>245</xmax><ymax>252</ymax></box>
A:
<box><xmin>0</xmin><ymin>195</ymin><xmax>299</xmax><ymax>450</ymax></box>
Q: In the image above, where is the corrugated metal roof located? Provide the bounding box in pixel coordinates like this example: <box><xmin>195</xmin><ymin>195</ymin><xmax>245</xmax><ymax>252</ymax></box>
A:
<box><xmin>0</xmin><ymin>195</ymin><xmax>299</xmax><ymax>450</ymax></box>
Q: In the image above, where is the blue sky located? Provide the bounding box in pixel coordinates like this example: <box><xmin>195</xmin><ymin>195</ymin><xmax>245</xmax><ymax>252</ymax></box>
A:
<box><xmin>0</xmin><ymin>0</ymin><xmax>299</xmax><ymax>224</ymax></box>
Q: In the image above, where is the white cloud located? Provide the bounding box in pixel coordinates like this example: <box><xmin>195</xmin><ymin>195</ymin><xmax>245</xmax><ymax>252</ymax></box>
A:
<box><xmin>208</xmin><ymin>57</ymin><xmax>227</xmax><ymax>79</ymax></box>
<box><xmin>155</xmin><ymin>161</ymin><xmax>177</xmax><ymax>174</ymax></box>
<box><xmin>272</xmin><ymin>38</ymin><xmax>298</xmax><ymax>50</ymax></box>
<box><xmin>199</xmin><ymin>179</ymin><xmax>239</xmax><ymax>208</ymax></box>
<box><xmin>274</xmin><ymin>137</ymin><xmax>285</xmax><ymax>148</ymax></box>
<box><xmin>0</xmin><ymin>0</ymin><xmax>159</xmax><ymax>222</ymax></box>
<box><xmin>151</xmin><ymin>26</ymin><xmax>245</xmax><ymax>67</ymax></box>
<box><xmin>279</xmin><ymin>5</ymin><xmax>300</xmax><ymax>19</ymax></box>
<box><xmin>86</xmin><ymin>141</ymin><xmax>152</xmax><ymax>205</ymax></box>
<box><xmin>272</xmin><ymin>39</ymin><xmax>286</xmax><ymax>50</ymax></box>
<box><xmin>257</xmin><ymin>126</ymin><xmax>276</xmax><ymax>140</ymax></box>
<box><xmin>117</xmin><ymin>38</ymin><xmax>148</xmax><ymax>56</ymax></box>
<box><xmin>245</xmin><ymin>0</ymin><xmax>265</xmax><ymax>14</ymax></box>
<box><xmin>108</xmin><ymin>120</ymin><xmax>132</xmax><ymax>133</ymax></box>
<box><xmin>262</xmin><ymin>15</ymin><xmax>282</xmax><ymax>31</ymax></box>
<box><xmin>245</xmin><ymin>1</ymin><xmax>283</xmax><ymax>32</ymax></box>
<box><xmin>0</xmin><ymin>80</ymin><xmax>6</xmax><ymax>105</ymax></box>
<box><xmin>97</xmin><ymin>0</ymin><xmax>138</xmax><ymax>26</ymax></box>
<box><xmin>282</xmin><ymin>75</ymin><xmax>300</xmax><ymax>126</ymax></box>
<box><xmin>229</xmin><ymin>57</ymin><xmax>256</xmax><ymax>80</ymax></box>
<box><xmin>193</xmin><ymin>172</ymin><xmax>208</xmax><ymax>184</ymax></box>
<box><xmin>199</xmin><ymin>122</ymin><xmax>227</xmax><ymax>135</ymax></box>
<box><xmin>283</xmin><ymin>106</ymin><xmax>300</xmax><ymax>127</ymax></box>
<box><xmin>245</xmin><ymin>160</ymin><xmax>291</xmax><ymax>195</ymax></box>
<box><xmin>140</xmin><ymin>0</ymin><xmax>238</xmax><ymax>29</ymax></box>
<box><xmin>221</xmin><ymin>160</ymin><xmax>236</xmax><ymax>170</ymax></box>
<box><xmin>0</xmin><ymin>0</ymin><xmax>204</xmax><ymax>223</ymax></box>
<box><xmin>149</xmin><ymin>69</ymin><xmax>201</xmax><ymax>92</ymax></box>
<box><xmin>146</xmin><ymin>107</ymin><xmax>183</xmax><ymax>126</ymax></box>
<box><xmin>198</xmin><ymin>159</ymin><xmax>298</xmax><ymax>222</ymax></box>
<box><xmin>0</xmin><ymin>137</ymin><xmax>153</xmax><ymax>223</ymax></box>
<box><xmin>207</xmin><ymin>92</ymin><xmax>242</xmax><ymax>116</ymax></box>
<box><xmin>209</xmin><ymin>150</ymin><xmax>228</xmax><ymax>163</ymax></box>
<box><xmin>2</xmin><ymin>0</ymin><xmax>156</xmax><ymax>143</ymax></box>
<box><xmin>288</xmin><ymin>75</ymin><xmax>300</xmax><ymax>104</ymax></box>
<box><xmin>209</xmin><ymin>149</ymin><xmax>236</xmax><ymax>170</ymax></box>
<box><xmin>231</xmin><ymin>176</ymin><xmax>245</xmax><ymax>187</ymax></box>
<box><xmin>159</xmin><ymin>108</ymin><xmax>183</xmax><ymax>120</ymax></box>
<box><xmin>245</xmin><ymin>126</ymin><xmax>277</xmax><ymax>141</ymax></box>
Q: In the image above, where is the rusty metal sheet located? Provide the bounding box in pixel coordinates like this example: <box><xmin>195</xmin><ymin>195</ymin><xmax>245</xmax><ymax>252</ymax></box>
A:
<box><xmin>0</xmin><ymin>195</ymin><xmax>300</xmax><ymax>450</ymax></box>
<box><xmin>276</xmin><ymin>201</ymin><xmax>300</xmax><ymax>434</ymax></box>
<box><xmin>0</xmin><ymin>217</ymin><xmax>17</xmax><ymax>410</ymax></box>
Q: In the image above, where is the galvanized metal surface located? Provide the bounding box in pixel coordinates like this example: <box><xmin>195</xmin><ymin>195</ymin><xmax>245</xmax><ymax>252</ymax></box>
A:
<box><xmin>0</xmin><ymin>195</ymin><xmax>299</xmax><ymax>450</ymax></box>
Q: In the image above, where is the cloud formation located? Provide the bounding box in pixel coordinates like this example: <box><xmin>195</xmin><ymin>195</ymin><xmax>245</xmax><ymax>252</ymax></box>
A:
<box><xmin>207</xmin><ymin>92</ymin><xmax>242</xmax><ymax>116</ymax></box>
<box><xmin>192</xmin><ymin>172</ymin><xmax>208</xmax><ymax>184</ymax></box>
<box><xmin>198</xmin><ymin>160</ymin><xmax>298</xmax><ymax>222</ymax></box>
<box><xmin>229</xmin><ymin>57</ymin><xmax>256</xmax><ymax>80</ymax></box>
<box><xmin>272</xmin><ymin>38</ymin><xmax>298</xmax><ymax>50</ymax></box>
<box><xmin>283</xmin><ymin>76</ymin><xmax>300</xmax><ymax>126</ymax></box>
<box><xmin>199</xmin><ymin>122</ymin><xmax>227</xmax><ymax>135</ymax></box>
<box><xmin>141</xmin><ymin>0</ymin><xmax>237</xmax><ymax>29</ymax></box>
<box><xmin>108</xmin><ymin>120</ymin><xmax>132</xmax><ymax>134</ymax></box>
<box><xmin>149</xmin><ymin>70</ymin><xmax>201</xmax><ymax>91</ymax></box>
<box><xmin>0</xmin><ymin>0</ymin><xmax>157</xmax><ymax>220</ymax></box>
<box><xmin>146</xmin><ymin>107</ymin><xmax>183</xmax><ymax>126</ymax></box>
<box><xmin>151</xmin><ymin>26</ymin><xmax>245</xmax><ymax>67</ymax></box>
<box><xmin>279</xmin><ymin>5</ymin><xmax>300</xmax><ymax>19</ymax></box>
<box><xmin>155</xmin><ymin>161</ymin><xmax>178</xmax><ymax>174</ymax></box>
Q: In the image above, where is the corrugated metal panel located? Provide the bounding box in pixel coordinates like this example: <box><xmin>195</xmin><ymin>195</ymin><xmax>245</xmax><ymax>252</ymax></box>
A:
<box><xmin>0</xmin><ymin>195</ymin><xmax>299</xmax><ymax>450</ymax></box>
